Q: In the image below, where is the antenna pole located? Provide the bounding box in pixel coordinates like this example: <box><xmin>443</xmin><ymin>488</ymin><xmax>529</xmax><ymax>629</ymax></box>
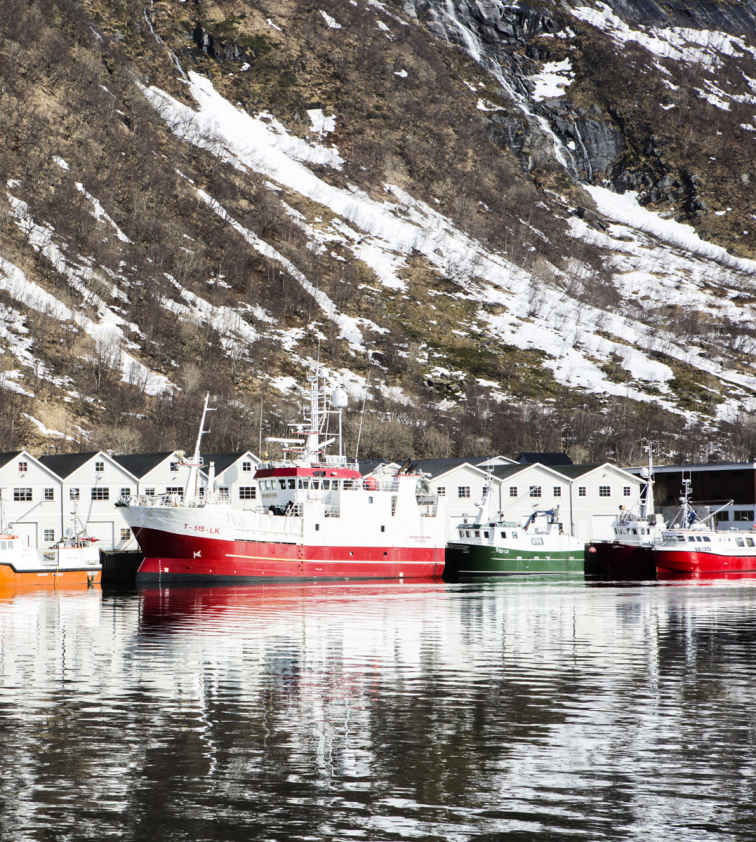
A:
<box><xmin>354</xmin><ymin>363</ymin><xmax>371</xmax><ymax>461</ymax></box>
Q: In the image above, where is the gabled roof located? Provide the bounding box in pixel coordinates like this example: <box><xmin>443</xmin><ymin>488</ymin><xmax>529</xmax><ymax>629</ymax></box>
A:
<box><xmin>477</xmin><ymin>455</ymin><xmax>518</xmax><ymax>466</ymax></box>
<box><xmin>553</xmin><ymin>462</ymin><xmax>642</xmax><ymax>482</ymax></box>
<box><xmin>517</xmin><ymin>452</ymin><xmax>573</xmax><ymax>466</ymax></box>
<box><xmin>202</xmin><ymin>452</ymin><xmax>258</xmax><ymax>475</ymax></box>
<box><xmin>0</xmin><ymin>450</ymin><xmax>63</xmax><ymax>482</ymax></box>
<box><xmin>487</xmin><ymin>462</ymin><xmax>574</xmax><ymax>481</ymax></box>
<box><xmin>111</xmin><ymin>452</ymin><xmax>173</xmax><ymax>478</ymax></box>
<box><xmin>38</xmin><ymin>452</ymin><xmax>102</xmax><ymax>479</ymax></box>
<box><xmin>407</xmin><ymin>458</ymin><xmax>482</xmax><ymax>479</ymax></box>
<box><xmin>550</xmin><ymin>463</ymin><xmax>599</xmax><ymax>479</ymax></box>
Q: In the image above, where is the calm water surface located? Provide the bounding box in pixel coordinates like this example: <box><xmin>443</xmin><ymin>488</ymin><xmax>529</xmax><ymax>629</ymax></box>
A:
<box><xmin>1</xmin><ymin>576</ymin><xmax>755</xmax><ymax>841</ymax></box>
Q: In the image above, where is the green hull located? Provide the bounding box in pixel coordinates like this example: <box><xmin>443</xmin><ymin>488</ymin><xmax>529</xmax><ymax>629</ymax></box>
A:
<box><xmin>444</xmin><ymin>542</ymin><xmax>584</xmax><ymax>577</ymax></box>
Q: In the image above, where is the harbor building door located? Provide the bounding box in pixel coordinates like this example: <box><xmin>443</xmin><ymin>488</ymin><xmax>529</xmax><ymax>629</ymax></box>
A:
<box><xmin>12</xmin><ymin>522</ymin><xmax>38</xmax><ymax>548</ymax></box>
<box><xmin>590</xmin><ymin>515</ymin><xmax>616</xmax><ymax>541</ymax></box>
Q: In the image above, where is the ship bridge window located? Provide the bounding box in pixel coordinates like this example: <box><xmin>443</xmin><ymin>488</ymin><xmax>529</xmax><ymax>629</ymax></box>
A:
<box><xmin>747</xmin><ymin>538</ymin><xmax>755</xmax><ymax>548</ymax></box>
<box><xmin>344</xmin><ymin>480</ymin><xmax>354</xmax><ymax>490</ymax></box>
<box><xmin>500</xmin><ymin>531</ymin><xmax>506</xmax><ymax>539</ymax></box>
<box><xmin>288</xmin><ymin>479</ymin><xmax>296</xmax><ymax>489</ymax></box>
<box><xmin>312</xmin><ymin>480</ymin><xmax>319</xmax><ymax>489</ymax></box>
<box><xmin>688</xmin><ymin>536</ymin><xmax>696</xmax><ymax>542</ymax></box>
<box><xmin>702</xmin><ymin>536</ymin><xmax>711</xmax><ymax>542</ymax></box>
<box><xmin>483</xmin><ymin>531</ymin><xmax>489</xmax><ymax>538</ymax></box>
<box><xmin>279</xmin><ymin>480</ymin><xmax>286</xmax><ymax>490</ymax></box>
<box><xmin>531</xmin><ymin>537</ymin><xmax>544</xmax><ymax>545</ymax></box>
<box><xmin>475</xmin><ymin>530</ymin><xmax>480</xmax><ymax>537</ymax></box>
<box><xmin>736</xmin><ymin>537</ymin><xmax>745</xmax><ymax>547</ymax></box>
<box><xmin>735</xmin><ymin>510</ymin><xmax>754</xmax><ymax>521</ymax></box>
<box><xmin>677</xmin><ymin>536</ymin><xmax>685</xmax><ymax>542</ymax></box>
<box><xmin>323</xmin><ymin>479</ymin><xmax>330</xmax><ymax>490</ymax></box>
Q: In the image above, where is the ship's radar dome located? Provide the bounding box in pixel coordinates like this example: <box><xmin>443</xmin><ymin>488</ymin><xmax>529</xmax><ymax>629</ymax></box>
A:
<box><xmin>331</xmin><ymin>386</ymin><xmax>348</xmax><ymax>408</ymax></box>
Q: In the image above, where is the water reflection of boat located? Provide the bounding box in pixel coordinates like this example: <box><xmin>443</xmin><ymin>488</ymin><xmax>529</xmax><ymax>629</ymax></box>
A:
<box><xmin>139</xmin><ymin>580</ymin><xmax>445</xmax><ymax>626</ymax></box>
<box><xmin>0</xmin><ymin>578</ymin><xmax>102</xmax><ymax>599</ymax></box>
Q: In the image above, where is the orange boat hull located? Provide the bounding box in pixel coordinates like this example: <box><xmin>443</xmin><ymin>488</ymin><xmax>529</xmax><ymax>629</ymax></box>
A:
<box><xmin>0</xmin><ymin>563</ymin><xmax>101</xmax><ymax>591</ymax></box>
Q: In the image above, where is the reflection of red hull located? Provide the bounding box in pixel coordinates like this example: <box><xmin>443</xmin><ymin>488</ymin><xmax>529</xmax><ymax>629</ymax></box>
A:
<box><xmin>584</xmin><ymin>542</ymin><xmax>655</xmax><ymax>580</ymax></box>
<box><xmin>133</xmin><ymin>527</ymin><xmax>445</xmax><ymax>584</ymax></box>
<box><xmin>654</xmin><ymin>549</ymin><xmax>756</xmax><ymax>580</ymax></box>
<box><xmin>139</xmin><ymin>580</ymin><xmax>445</xmax><ymax>625</ymax></box>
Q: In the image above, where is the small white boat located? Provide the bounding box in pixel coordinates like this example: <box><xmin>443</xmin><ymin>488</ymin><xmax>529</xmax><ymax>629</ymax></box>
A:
<box><xmin>0</xmin><ymin>530</ymin><xmax>101</xmax><ymax>590</ymax></box>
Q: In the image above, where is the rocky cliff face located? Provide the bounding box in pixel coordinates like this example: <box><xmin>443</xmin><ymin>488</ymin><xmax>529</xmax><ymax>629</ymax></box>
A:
<box><xmin>0</xmin><ymin>0</ymin><xmax>754</xmax><ymax>463</ymax></box>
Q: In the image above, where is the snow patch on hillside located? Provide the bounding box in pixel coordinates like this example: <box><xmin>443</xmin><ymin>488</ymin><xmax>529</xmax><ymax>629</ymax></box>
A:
<box><xmin>0</xmin><ymin>228</ymin><xmax>172</xmax><ymax>396</ymax></box>
<box><xmin>143</xmin><ymin>72</ymin><xmax>756</xmax><ymax>419</ymax></box>
<box><xmin>584</xmin><ymin>185</ymin><xmax>756</xmax><ymax>275</ymax></box>
<box><xmin>75</xmin><ymin>182</ymin><xmax>131</xmax><ymax>243</ymax></box>
<box><xmin>571</xmin><ymin>3</ymin><xmax>756</xmax><ymax>69</ymax></box>
<box><xmin>530</xmin><ymin>59</ymin><xmax>574</xmax><ymax>101</ymax></box>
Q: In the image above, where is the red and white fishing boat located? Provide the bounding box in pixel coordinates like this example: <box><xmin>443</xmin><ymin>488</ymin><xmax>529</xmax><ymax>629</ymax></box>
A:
<box><xmin>584</xmin><ymin>444</ymin><xmax>664</xmax><ymax>579</ymax></box>
<box><xmin>122</xmin><ymin>368</ymin><xmax>446</xmax><ymax>584</ymax></box>
<box><xmin>652</xmin><ymin>478</ymin><xmax>756</xmax><ymax>579</ymax></box>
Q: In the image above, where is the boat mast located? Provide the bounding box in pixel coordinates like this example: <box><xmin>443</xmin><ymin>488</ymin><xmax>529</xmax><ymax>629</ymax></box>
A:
<box><xmin>184</xmin><ymin>392</ymin><xmax>215</xmax><ymax>501</ymax></box>
<box><xmin>640</xmin><ymin>441</ymin><xmax>655</xmax><ymax>520</ymax></box>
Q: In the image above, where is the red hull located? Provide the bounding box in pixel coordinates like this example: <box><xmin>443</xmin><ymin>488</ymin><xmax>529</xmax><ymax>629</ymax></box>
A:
<box><xmin>584</xmin><ymin>541</ymin><xmax>655</xmax><ymax>580</ymax></box>
<box><xmin>132</xmin><ymin>526</ymin><xmax>445</xmax><ymax>583</ymax></box>
<box><xmin>654</xmin><ymin>549</ymin><xmax>756</xmax><ymax>580</ymax></box>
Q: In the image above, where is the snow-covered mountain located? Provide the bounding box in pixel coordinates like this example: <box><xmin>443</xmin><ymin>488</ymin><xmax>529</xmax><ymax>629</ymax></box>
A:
<box><xmin>0</xmin><ymin>0</ymin><xmax>754</xmax><ymax>462</ymax></box>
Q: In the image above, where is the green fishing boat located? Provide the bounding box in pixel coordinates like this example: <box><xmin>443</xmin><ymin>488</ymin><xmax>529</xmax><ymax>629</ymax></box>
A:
<box><xmin>444</xmin><ymin>508</ymin><xmax>584</xmax><ymax>578</ymax></box>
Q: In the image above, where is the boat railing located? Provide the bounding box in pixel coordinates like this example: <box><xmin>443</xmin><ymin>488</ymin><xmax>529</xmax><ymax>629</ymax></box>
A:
<box><xmin>361</xmin><ymin>478</ymin><xmax>399</xmax><ymax>492</ymax></box>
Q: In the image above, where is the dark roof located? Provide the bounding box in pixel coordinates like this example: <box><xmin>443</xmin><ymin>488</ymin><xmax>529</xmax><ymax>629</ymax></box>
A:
<box><xmin>38</xmin><ymin>452</ymin><xmax>101</xmax><ymax>478</ymax></box>
<box><xmin>202</xmin><ymin>452</ymin><xmax>255</xmax><ymax>474</ymax></box>
<box><xmin>486</xmin><ymin>464</ymin><xmax>533</xmax><ymax>480</ymax></box>
<box><xmin>0</xmin><ymin>451</ymin><xmax>22</xmax><ymax>468</ymax></box>
<box><xmin>517</xmin><ymin>452</ymin><xmax>573</xmax><ymax>466</ymax></box>
<box><xmin>550</xmin><ymin>464</ymin><xmax>603</xmax><ymax>478</ymax></box>
<box><xmin>406</xmin><ymin>458</ymin><xmax>481</xmax><ymax>478</ymax></box>
<box><xmin>112</xmin><ymin>452</ymin><xmax>172</xmax><ymax>478</ymax></box>
<box><xmin>357</xmin><ymin>459</ymin><xmax>393</xmax><ymax>476</ymax></box>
